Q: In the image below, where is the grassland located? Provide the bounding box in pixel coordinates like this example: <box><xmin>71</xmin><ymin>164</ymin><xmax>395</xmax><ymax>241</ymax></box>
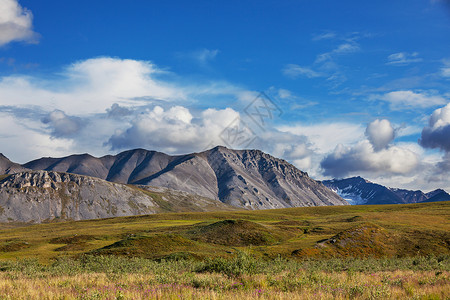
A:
<box><xmin>0</xmin><ymin>202</ymin><xmax>448</xmax><ymax>299</ymax></box>
<box><xmin>0</xmin><ymin>254</ymin><xmax>448</xmax><ymax>299</ymax></box>
<box><xmin>0</xmin><ymin>201</ymin><xmax>447</xmax><ymax>261</ymax></box>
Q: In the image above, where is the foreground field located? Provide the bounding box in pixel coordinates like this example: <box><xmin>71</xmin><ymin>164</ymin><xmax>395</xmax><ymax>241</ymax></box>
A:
<box><xmin>0</xmin><ymin>255</ymin><xmax>448</xmax><ymax>299</ymax></box>
<box><xmin>0</xmin><ymin>201</ymin><xmax>448</xmax><ymax>261</ymax></box>
<box><xmin>0</xmin><ymin>202</ymin><xmax>448</xmax><ymax>299</ymax></box>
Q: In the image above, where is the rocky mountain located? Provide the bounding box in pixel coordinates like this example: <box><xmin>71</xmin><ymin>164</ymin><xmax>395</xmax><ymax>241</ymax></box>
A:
<box><xmin>323</xmin><ymin>177</ymin><xmax>449</xmax><ymax>205</ymax></box>
<box><xmin>0</xmin><ymin>170</ymin><xmax>234</xmax><ymax>223</ymax></box>
<box><xmin>23</xmin><ymin>146</ymin><xmax>348</xmax><ymax>209</ymax></box>
<box><xmin>0</xmin><ymin>154</ymin><xmax>29</xmax><ymax>175</ymax></box>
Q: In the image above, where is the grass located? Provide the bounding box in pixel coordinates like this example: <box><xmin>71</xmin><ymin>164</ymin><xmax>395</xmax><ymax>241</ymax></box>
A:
<box><xmin>0</xmin><ymin>202</ymin><xmax>448</xmax><ymax>298</ymax></box>
<box><xmin>0</xmin><ymin>254</ymin><xmax>448</xmax><ymax>299</ymax></box>
<box><xmin>0</xmin><ymin>201</ymin><xmax>447</xmax><ymax>262</ymax></box>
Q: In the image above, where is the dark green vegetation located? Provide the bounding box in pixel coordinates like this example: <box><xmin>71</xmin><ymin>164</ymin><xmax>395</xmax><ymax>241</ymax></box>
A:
<box><xmin>0</xmin><ymin>201</ymin><xmax>447</xmax><ymax>262</ymax></box>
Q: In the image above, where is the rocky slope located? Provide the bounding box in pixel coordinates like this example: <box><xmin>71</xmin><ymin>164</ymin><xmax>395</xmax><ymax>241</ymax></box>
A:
<box><xmin>0</xmin><ymin>171</ymin><xmax>234</xmax><ymax>223</ymax></box>
<box><xmin>0</xmin><ymin>154</ymin><xmax>29</xmax><ymax>175</ymax></box>
<box><xmin>323</xmin><ymin>177</ymin><xmax>449</xmax><ymax>205</ymax></box>
<box><xmin>24</xmin><ymin>146</ymin><xmax>348</xmax><ymax>209</ymax></box>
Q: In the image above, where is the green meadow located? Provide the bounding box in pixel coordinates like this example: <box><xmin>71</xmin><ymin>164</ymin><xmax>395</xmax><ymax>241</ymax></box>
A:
<box><xmin>0</xmin><ymin>201</ymin><xmax>448</xmax><ymax>299</ymax></box>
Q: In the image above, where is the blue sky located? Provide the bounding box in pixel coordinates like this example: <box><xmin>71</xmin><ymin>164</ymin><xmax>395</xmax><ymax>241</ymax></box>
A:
<box><xmin>1</xmin><ymin>0</ymin><xmax>450</xmax><ymax>191</ymax></box>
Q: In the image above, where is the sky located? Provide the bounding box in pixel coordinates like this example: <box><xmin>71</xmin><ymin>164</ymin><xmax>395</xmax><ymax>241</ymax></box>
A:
<box><xmin>0</xmin><ymin>0</ymin><xmax>450</xmax><ymax>192</ymax></box>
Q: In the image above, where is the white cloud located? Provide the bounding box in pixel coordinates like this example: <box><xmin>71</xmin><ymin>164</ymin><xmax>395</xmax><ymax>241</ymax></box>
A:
<box><xmin>0</xmin><ymin>57</ymin><xmax>255</xmax><ymax>162</ymax></box>
<box><xmin>315</xmin><ymin>42</ymin><xmax>360</xmax><ymax>63</ymax></box>
<box><xmin>419</xmin><ymin>102</ymin><xmax>450</xmax><ymax>152</ymax></box>
<box><xmin>178</xmin><ymin>48</ymin><xmax>219</xmax><ymax>67</ymax></box>
<box><xmin>0</xmin><ymin>57</ymin><xmax>184</xmax><ymax>115</ymax></box>
<box><xmin>320</xmin><ymin>119</ymin><xmax>419</xmax><ymax>178</ymax></box>
<box><xmin>0</xmin><ymin>0</ymin><xmax>39</xmax><ymax>46</ymax></box>
<box><xmin>193</xmin><ymin>49</ymin><xmax>219</xmax><ymax>64</ymax></box>
<box><xmin>321</xmin><ymin>140</ymin><xmax>419</xmax><ymax>178</ymax></box>
<box><xmin>379</xmin><ymin>90</ymin><xmax>447</xmax><ymax>110</ymax></box>
<box><xmin>41</xmin><ymin>110</ymin><xmax>83</xmax><ymax>138</ymax></box>
<box><xmin>0</xmin><ymin>112</ymin><xmax>75</xmax><ymax>162</ymax></box>
<box><xmin>312</xmin><ymin>32</ymin><xmax>336</xmax><ymax>41</ymax></box>
<box><xmin>441</xmin><ymin>59</ymin><xmax>450</xmax><ymax>78</ymax></box>
<box><xmin>282</xmin><ymin>64</ymin><xmax>322</xmax><ymax>79</ymax></box>
<box><xmin>386</xmin><ymin>52</ymin><xmax>422</xmax><ymax>65</ymax></box>
<box><xmin>277</xmin><ymin>122</ymin><xmax>365</xmax><ymax>154</ymax></box>
<box><xmin>365</xmin><ymin>119</ymin><xmax>395</xmax><ymax>151</ymax></box>
<box><xmin>107</xmin><ymin>106</ymin><xmax>239</xmax><ymax>153</ymax></box>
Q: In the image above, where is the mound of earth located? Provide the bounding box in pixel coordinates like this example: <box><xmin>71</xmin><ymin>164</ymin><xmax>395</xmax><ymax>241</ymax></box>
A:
<box><xmin>92</xmin><ymin>234</ymin><xmax>198</xmax><ymax>258</ymax></box>
<box><xmin>316</xmin><ymin>223</ymin><xmax>394</xmax><ymax>257</ymax></box>
<box><xmin>188</xmin><ymin>219</ymin><xmax>282</xmax><ymax>246</ymax></box>
<box><xmin>0</xmin><ymin>240</ymin><xmax>30</xmax><ymax>252</ymax></box>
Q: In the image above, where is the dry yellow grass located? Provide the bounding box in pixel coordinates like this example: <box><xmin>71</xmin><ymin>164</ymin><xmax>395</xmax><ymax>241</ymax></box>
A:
<box><xmin>0</xmin><ymin>270</ymin><xmax>447</xmax><ymax>299</ymax></box>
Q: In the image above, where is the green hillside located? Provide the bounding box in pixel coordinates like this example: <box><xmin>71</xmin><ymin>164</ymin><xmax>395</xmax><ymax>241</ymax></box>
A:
<box><xmin>0</xmin><ymin>201</ymin><xmax>448</xmax><ymax>262</ymax></box>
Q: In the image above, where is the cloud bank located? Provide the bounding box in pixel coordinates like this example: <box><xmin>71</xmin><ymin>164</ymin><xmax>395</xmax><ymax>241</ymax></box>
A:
<box><xmin>419</xmin><ymin>102</ymin><xmax>450</xmax><ymax>152</ymax></box>
<box><xmin>321</xmin><ymin>119</ymin><xmax>419</xmax><ymax>178</ymax></box>
<box><xmin>0</xmin><ymin>0</ymin><xmax>39</xmax><ymax>46</ymax></box>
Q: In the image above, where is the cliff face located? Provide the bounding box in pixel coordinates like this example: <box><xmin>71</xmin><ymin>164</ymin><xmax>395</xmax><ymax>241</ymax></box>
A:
<box><xmin>0</xmin><ymin>171</ymin><xmax>158</xmax><ymax>223</ymax></box>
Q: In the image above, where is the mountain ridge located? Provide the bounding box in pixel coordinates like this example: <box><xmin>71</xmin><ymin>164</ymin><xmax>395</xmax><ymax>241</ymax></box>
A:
<box><xmin>21</xmin><ymin>146</ymin><xmax>348</xmax><ymax>209</ymax></box>
<box><xmin>323</xmin><ymin>176</ymin><xmax>449</xmax><ymax>205</ymax></box>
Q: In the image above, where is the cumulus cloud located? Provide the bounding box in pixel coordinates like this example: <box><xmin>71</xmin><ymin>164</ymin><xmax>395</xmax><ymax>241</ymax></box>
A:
<box><xmin>365</xmin><ymin>119</ymin><xmax>395</xmax><ymax>151</ymax></box>
<box><xmin>419</xmin><ymin>102</ymin><xmax>450</xmax><ymax>152</ymax></box>
<box><xmin>379</xmin><ymin>90</ymin><xmax>447</xmax><ymax>110</ymax></box>
<box><xmin>107</xmin><ymin>106</ymin><xmax>239</xmax><ymax>153</ymax></box>
<box><xmin>321</xmin><ymin>140</ymin><xmax>419</xmax><ymax>178</ymax></box>
<box><xmin>0</xmin><ymin>57</ymin><xmax>185</xmax><ymax>115</ymax></box>
<box><xmin>386</xmin><ymin>52</ymin><xmax>422</xmax><ymax>65</ymax></box>
<box><xmin>282</xmin><ymin>64</ymin><xmax>322</xmax><ymax>79</ymax></box>
<box><xmin>277</xmin><ymin>122</ymin><xmax>365</xmax><ymax>154</ymax></box>
<box><xmin>106</xmin><ymin>103</ymin><xmax>133</xmax><ymax>119</ymax></box>
<box><xmin>320</xmin><ymin>119</ymin><xmax>418</xmax><ymax>178</ymax></box>
<box><xmin>0</xmin><ymin>57</ymin><xmax>256</xmax><ymax>162</ymax></box>
<box><xmin>0</xmin><ymin>0</ymin><xmax>39</xmax><ymax>46</ymax></box>
<box><xmin>41</xmin><ymin>110</ymin><xmax>83</xmax><ymax>138</ymax></box>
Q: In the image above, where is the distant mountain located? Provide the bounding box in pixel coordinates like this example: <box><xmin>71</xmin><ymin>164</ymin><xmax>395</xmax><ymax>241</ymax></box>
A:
<box><xmin>23</xmin><ymin>146</ymin><xmax>348</xmax><ymax>209</ymax></box>
<box><xmin>423</xmin><ymin>189</ymin><xmax>450</xmax><ymax>203</ymax></box>
<box><xmin>0</xmin><ymin>170</ymin><xmax>235</xmax><ymax>223</ymax></box>
<box><xmin>323</xmin><ymin>177</ymin><xmax>449</xmax><ymax>205</ymax></box>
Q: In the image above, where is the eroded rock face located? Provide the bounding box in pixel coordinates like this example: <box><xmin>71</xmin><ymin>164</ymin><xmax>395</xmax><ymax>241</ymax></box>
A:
<box><xmin>0</xmin><ymin>171</ymin><xmax>157</xmax><ymax>223</ymax></box>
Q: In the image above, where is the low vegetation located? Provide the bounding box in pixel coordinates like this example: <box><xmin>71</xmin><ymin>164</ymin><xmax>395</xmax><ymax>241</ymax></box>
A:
<box><xmin>0</xmin><ymin>254</ymin><xmax>448</xmax><ymax>299</ymax></box>
<box><xmin>0</xmin><ymin>201</ymin><xmax>448</xmax><ymax>298</ymax></box>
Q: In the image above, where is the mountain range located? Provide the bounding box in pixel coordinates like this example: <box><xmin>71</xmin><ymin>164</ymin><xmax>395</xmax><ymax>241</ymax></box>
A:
<box><xmin>323</xmin><ymin>177</ymin><xmax>450</xmax><ymax>205</ymax></box>
<box><xmin>20</xmin><ymin>146</ymin><xmax>347</xmax><ymax>209</ymax></box>
<box><xmin>0</xmin><ymin>147</ymin><xmax>448</xmax><ymax>223</ymax></box>
<box><xmin>0</xmin><ymin>146</ymin><xmax>348</xmax><ymax>222</ymax></box>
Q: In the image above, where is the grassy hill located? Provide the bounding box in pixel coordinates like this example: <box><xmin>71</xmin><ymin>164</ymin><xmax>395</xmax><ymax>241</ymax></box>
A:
<box><xmin>0</xmin><ymin>201</ymin><xmax>448</xmax><ymax>262</ymax></box>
